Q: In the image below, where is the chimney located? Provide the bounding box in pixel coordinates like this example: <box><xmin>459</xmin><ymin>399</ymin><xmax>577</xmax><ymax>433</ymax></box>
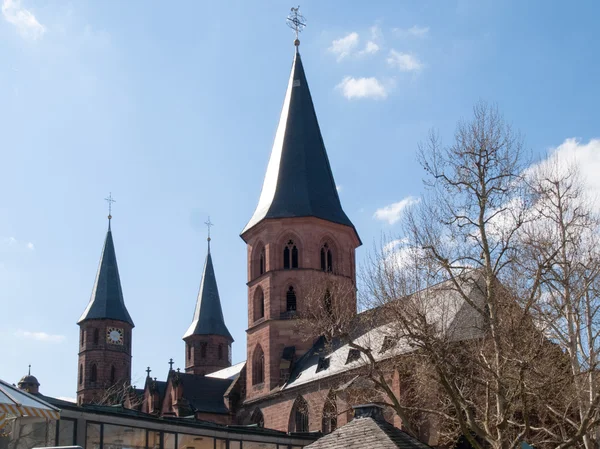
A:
<box><xmin>353</xmin><ymin>404</ymin><xmax>385</xmax><ymax>421</ymax></box>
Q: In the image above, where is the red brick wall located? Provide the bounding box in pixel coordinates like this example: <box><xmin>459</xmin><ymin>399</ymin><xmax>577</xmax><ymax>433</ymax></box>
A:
<box><xmin>183</xmin><ymin>334</ymin><xmax>232</xmax><ymax>375</ymax></box>
<box><xmin>77</xmin><ymin>319</ymin><xmax>133</xmax><ymax>404</ymax></box>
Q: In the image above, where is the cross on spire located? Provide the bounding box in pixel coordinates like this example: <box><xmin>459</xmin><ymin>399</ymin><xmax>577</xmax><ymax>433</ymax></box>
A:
<box><xmin>286</xmin><ymin>6</ymin><xmax>306</xmax><ymax>47</ymax></box>
<box><xmin>168</xmin><ymin>358</ymin><xmax>174</xmax><ymax>371</ymax></box>
<box><xmin>146</xmin><ymin>367</ymin><xmax>151</xmax><ymax>378</ymax></box>
<box><xmin>104</xmin><ymin>192</ymin><xmax>116</xmax><ymax>221</ymax></box>
<box><xmin>205</xmin><ymin>216</ymin><xmax>214</xmax><ymax>249</ymax></box>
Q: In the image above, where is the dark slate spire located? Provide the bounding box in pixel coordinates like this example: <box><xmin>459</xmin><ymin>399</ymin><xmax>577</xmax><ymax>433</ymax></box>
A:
<box><xmin>183</xmin><ymin>240</ymin><xmax>233</xmax><ymax>341</ymax></box>
<box><xmin>78</xmin><ymin>220</ymin><xmax>134</xmax><ymax>326</ymax></box>
<box><xmin>242</xmin><ymin>49</ymin><xmax>358</xmax><ymax>239</ymax></box>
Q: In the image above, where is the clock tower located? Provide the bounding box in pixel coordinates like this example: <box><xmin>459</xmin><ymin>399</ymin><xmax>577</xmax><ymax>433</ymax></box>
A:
<box><xmin>77</xmin><ymin>216</ymin><xmax>134</xmax><ymax>405</ymax></box>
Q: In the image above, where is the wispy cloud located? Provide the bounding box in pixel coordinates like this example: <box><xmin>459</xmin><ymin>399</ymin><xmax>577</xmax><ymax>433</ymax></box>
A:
<box><xmin>393</xmin><ymin>25</ymin><xmax>430</xmax><ymax>38</ymax></box>
<box><xmin>387</xmin><ymin>50</ymin><xmax>423</xmax><ymax>72</ymax></box>
<box><xmin>374</xmin><ymin>196</ymin><xmax>420</xmax><ymax>224</ymax></box>
<box><xmin>15</xmin><ymin>330</ymin><xmax>66</xmax><ymax>343</ymax></box>
<box><xmin>3</xmin><ymin>236</ymin><xmax>35</xmax><ymax>251</ymax></box>
<box><xmin>329</xmin><ymin>32</ymin><xmax>359</xmax><ymax>61</ymax></box>
<box><xmin>27</xmin><ymin>242</ymin><xmax>35</xmax><ymax>250</ymax></box>
<box><xmin>2</xmin><ymin>0</ymin><xmax>45</xmax><ymax>40</ymax></box>
<box><xmin>336</xmin><ymin>76</ymin><xmax>389</xmax><ymax>100</ymax></box>
<box><xmin>358</xmin><ymin>40</ymin><xmax>379</xmax><ymax>56</ymax></box>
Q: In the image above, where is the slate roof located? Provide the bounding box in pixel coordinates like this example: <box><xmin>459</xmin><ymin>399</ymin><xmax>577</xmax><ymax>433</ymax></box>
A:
<box><xmin>283</xmin><ymin>274</ymin><xmax>486</xmax><ymax>391</ymax></box>
<box><xmin>176</xmin><ymin>372</ymin><xmax>233</xmax><ymax>414</ymax></box>
<box><xmin>78</xmin><ymin>222</ymin><xmax>134</xmax><ymax>326</ymax></box>
<box><xmin>206</xmin><ymin>361</ymin><xmax>245</xmax><ymax>380</ymax></box>
<box><xmin>242</xmin><ymin>48</ymin><xmax>358</xmax><ymax>240</ymax></box>
<box><xmin>183</xmin><ymin>243</ymin><xmax>233</xmax><ymax>341</ymax></box>
<box><xmin>306</xmin><ymin>415</ymin><xmax>433</xmax><ymax>449</ymax></box>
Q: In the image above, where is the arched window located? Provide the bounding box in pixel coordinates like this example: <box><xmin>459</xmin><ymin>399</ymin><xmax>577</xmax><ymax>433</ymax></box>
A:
<box><xmin>254</xmin><ymin>287</ymin><xmax>265</xmax><ymax>321</ymax></box>
<box><xmin>286</xmin><ymin>286</ymin><xmax>297</xmax><ymax>312</ymax></box>
<box><xmin>93</xmin><ymin>328</ymin><xmax>99</xmax><ymax>345</ymax></box>
<box><xmin>290</xmin><ymin>396</ymin><xmax>309</xmax><ymax>432</ymax></box>
<box><xmin>110</xmin><ymin>365</ymin><xmax>116</xmax><ymax>383</ymax></box>
<box><xmin>322</xmin><ymin>392</ymin><xmax>337</xmax><ymax>434</ymax></box>
<box><xmin>187</xmin><ymin>344</ymin><xmax>192</xmax><ymax>360</ymax></box>
<box><xmin>252</xmin><ymin>345</ymin><xmax>265</xmax><ymax>385</ymax></box>
<box><xmin>200</xmin><ymin>342</ymin><xmax>207</xmax><ymax>359</ymax></box>
<box><xmin>259</xmin><ymin>248</ymin><xmax>265</xmax><ymax>275</ymax></box>
<box><xmin>90</xmin><ymin>364</ymin><xmax>97</xmax><ymax>383</ymax></box>
<box><xmin>284</xmin><ymin>240</ymin><xmax>299</xmax><ymax>269</ymax></box>
<box><xmin>79</xmin><ymin>364</ymin><xmax>83</xmax><ymax>385</ymax></box>
<box><xmin>251</xmin><ymin>409</ymin><xmax>265</xmax><ymax>428</ymax></box>
<box><xmin>218</xmin><ymin>344</ymin><xmax>223</xmax><ymax>360</ymax></box>
<box><xmin>80</xmin><ymin>329</ymin><xmax>84</xmax><ymax>346</ymax></box>
<box><xmin>320</xmin><ymin>243</ymin><xmax>333</xmax><ymax>272</ymax></box>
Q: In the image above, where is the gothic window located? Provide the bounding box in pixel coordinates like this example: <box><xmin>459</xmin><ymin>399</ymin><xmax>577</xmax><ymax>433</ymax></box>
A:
<box><xmin>322</xmin><ymin>393</ymin><xmax>338</xmax><ymax>434</ymax></box>
<box><xmin>286</xmin><ymin>286</ymin><xmax>297</xmax><ymax>312</ymax></box>
<box><xmin>218</xmin><ymin>344</ymin><xmax>223</xmax><ymax>360</ymax></box>
<box><xmin>110</xmin><ymin>366</ymin><xmax>116</xmax><ymax>383</ymax></box>
<box><xmin>187</xmin><ymin>344</ymin><xmax>191</xmax><ymax>360</ymax></box>
<box><xmin>320</xmin><ymin>243</ymin><xmax>333</xmax><ymax>272</ymax></box>
<box><xmin>93</xmin><ymin>328</ymin><xmax>99</xmax><ymax>345</ymax></box>
<box><xmin>90</xmin><ymin>364</ymin><xmax>97</xmax><ymax>383</ymax></box>
<box><xmin>200</xmin><ymin>342</ymin><xmax>207</xmax><ymax>359</ymax></box>
<box><xmin>284</xmin><ymin>240</ymin><xmax>299</xmax><ymax>269</ymax></box>
<box><xmin>259</xmin><ymin>248</ymin><xmax>265</xmax><ymax>275</ymax></box>
<box><xmin>254</xmin><ymin>287</ymin><xmax>265</xmax><ymax>321</ymax></box>
<box><xmin>252</xmin><ymin>345</ymin><xmax>265</xmax><ymax>385</ymax></box>
<box><xmin>291</xmin><ymin>396</ymin><xmax>309</xmax><ymax>432</ymax></box>
<box><xmin>250</xmin><ymin>409</ymin><xmax>264</xmax><ymax>428</ymax></box>
<box><xmin>80</xmin><ymin>329</ymin><xmax>84</xmax><ymax>346</ymax></box>
<box><xmin>79</xmin><ymin>364</ymin><xmax>83</xmax><ymax>385</ymax></box>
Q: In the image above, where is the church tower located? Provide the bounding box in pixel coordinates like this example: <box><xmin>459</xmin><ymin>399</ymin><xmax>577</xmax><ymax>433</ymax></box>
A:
<box><xmin>241</xmin><ymin>42</ymin><xmax>361</xmax><ymax>401</ymax></box>
<box><xmin>77</xmin><ymin>213</ymin><xmax>134</xmax><ymax>405</ymax></box>
<box><xmin>183</xmin><ymin>234</ymin><xmax>233</xmax><ymax>375</ymax></box>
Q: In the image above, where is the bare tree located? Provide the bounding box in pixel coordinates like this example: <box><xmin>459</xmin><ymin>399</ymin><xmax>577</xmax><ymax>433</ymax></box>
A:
<box><xmin>91</xmin><ymin>380</ymin><xmax>144</xmax><ymax>409</ymax></box>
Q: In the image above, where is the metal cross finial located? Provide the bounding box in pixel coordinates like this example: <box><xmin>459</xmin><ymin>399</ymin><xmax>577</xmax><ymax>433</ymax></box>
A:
<box><xmin>168</xmin><ymin>358</ymin><xmax>174</xmax><ymax>370</ymax></box>
<box><xmin>146</xmin><ymin>367</ymin><xmax>151</xmax><ymax>377</ymax></box>
<box><xmin>28</xmin><ymin>364</ymin><xmax>31</xmax><ymax>376</ymax></box>
<box><xmin>205</xmin><ymin>216</ymin><xmax>214</xmax><ymax>243</ymax></box>
<box><xmin>286</xmin><ymin>6</ymin><xmax>306</xmax><ymax>46</ymax></box>
<box><xmin>104</xmin><ymin>192</ymin><xmax>116</xmax><ymax>220</ymax></box>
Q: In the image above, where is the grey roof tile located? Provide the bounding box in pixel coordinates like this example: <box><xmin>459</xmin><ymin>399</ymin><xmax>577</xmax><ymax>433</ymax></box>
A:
<box><xmin>242</xmin><ymin>49</ymin><xmax>358</xmax><ymax>240</ymax></box>
<box><xmin>78</xmin><ymin>223</ymin><xmax>134</xmax><ymax>326</ymax></box>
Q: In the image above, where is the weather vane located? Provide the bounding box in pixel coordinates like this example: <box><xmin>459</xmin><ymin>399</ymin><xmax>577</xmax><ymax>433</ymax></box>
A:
<box><xmin>286</xmin><ymin>6</ymin><xmax>306</xmax><ymax>46</ymax></box>
<box><xmin>205</xmin><ymin>216</ymin><xmax>214</xmax><ymax>243</ymax></box>
<box><xmin>105</xmin><ymin>192</ymin><xmax>116</xmax><ymax>220</ymax></box>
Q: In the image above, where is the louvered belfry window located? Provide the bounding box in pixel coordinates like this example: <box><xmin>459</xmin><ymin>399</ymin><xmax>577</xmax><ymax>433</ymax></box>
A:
<box><xmin>286</xmin><ymin>286</ymin><xmax>297</xmax><ymax>312</ymax></box>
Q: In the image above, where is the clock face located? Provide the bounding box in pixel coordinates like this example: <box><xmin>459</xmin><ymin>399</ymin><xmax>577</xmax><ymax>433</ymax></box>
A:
<box><xmin>106</xmin><ymin>327</ymin><xmax>124</xmax><ymax>345</ymax></box>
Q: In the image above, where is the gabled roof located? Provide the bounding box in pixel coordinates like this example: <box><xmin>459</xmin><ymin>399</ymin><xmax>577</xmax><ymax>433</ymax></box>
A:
<box><xmin>283</xmin><ymin>275</ymin><xmax>486</xmax><ymax>391</ymax></box>
<box><xmin>242</xmin><ymin>49</ymin><xmax>358</xmax><ymax>240</ymax></box>
<box><xmin>306</xmin><ymin>415</ymin><xmax>432</xmax><ymax>449</ymax></box>
<box><xmin>183</xmin><ymin>243</ymin><xmax>233</xmax><ymax>341</ymax></box>
<box><xmin>78</xmin><ymin>222</ymin><xmax>134</xmax><ymax>326</ymax></box>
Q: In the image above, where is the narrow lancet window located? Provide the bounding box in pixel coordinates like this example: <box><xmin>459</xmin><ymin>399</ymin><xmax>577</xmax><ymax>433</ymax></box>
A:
<box><xmin>286</xmin><ymin>286</ymin><xmax>297</xmax><ymax>312</ymax></box>
<box><xmin>284</xmin><ymin>240</ymin><xmax>299</xmax><ymax>269</ymax></box>
<box><xmin>90</xmin><ymin>364</ymin><xmax>97</xmax><ymax>383</ymax></box>
<box><xmin>259</xmin><ymin>248</ymin><xmax>265</xmax><ymax>275</ymax></box>
<box><xmin>321</xmin><ymin>243</ymin><xmax>332</xmax><ymax>272</ymax></box>
<box><xmin>253</xmin><ymin>346</ymin><xmax>265</xmax><ymax>385</ymax></box>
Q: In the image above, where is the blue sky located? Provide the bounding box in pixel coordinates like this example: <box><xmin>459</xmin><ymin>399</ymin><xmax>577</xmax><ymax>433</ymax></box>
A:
<box><xmin>1</xmin><ymin>0</ymin><xmax>599</xmax><ymax>400</ymax></box>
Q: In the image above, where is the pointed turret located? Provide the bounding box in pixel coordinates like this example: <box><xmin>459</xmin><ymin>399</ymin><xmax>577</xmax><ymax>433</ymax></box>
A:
<box><xmin>183</xmin><ymin>241</ymin><xmax>232</xmax><ymax>340</ymax></box>
<box><xmin>183</xmin><ymin>236</ymin><xmax>233</xmax><ymax>375</ymax></box>
<box><xmin>242</xmin><ymin>48</ymin><xmax>358</xmax><ymax>240</ymax></box>
<box><xmin>78</xmin><ymin>221</ymin><xmax>134</xmax><ymax>326</ymax></box>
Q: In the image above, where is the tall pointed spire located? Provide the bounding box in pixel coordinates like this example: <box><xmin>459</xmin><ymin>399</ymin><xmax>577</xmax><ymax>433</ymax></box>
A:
<box><xmin>241</xmin><ymin>47</ymin><xmax>357</xmax><ymax>239</ymax></box>
<box><xmin>183</xmin><ymin>235</ymin><xmax>233</xmax><ymax>341</ymax></box>
<box><xmin>78</xmin><ymin>218</ymin><xmax>134</xmax><ymax>326</ymax></box>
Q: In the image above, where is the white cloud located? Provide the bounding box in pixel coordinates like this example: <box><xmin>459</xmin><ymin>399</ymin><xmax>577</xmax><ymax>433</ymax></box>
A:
<box><xmin>329</xmin><ymin>32</ymin><xmax>359</xmax><ymax>61</ymax></box>
<box><xmin>532</xmin><ymin>138</ymin><xmax>600</xmax><ymax>210</ymax></box>
<box><xmin>387</xmin><ymin>50</ymin><xmax>423</xmax><ymax>72</ymax></box>
<box><xmin>393</xmin><ymin>25</ymin><xmax>429</xmax><ymax>38</ymax></box>
<box><xmin>336</xmin><ymin>76</ymin><xmax>389</xmax><ymax>100</ymax></box>
<box><xmin>27</xmin><ymin>242</ymin><xmax>34</xmax><ymax>250</ymax></box>
<box><xmin>359</xmin><ymin>41</ymin><xmax>379</xmax><ymax>56</ymax></box>
<box><xmin>15</xmin><ymin>330</ymin><xmax>66</xmax><ymax>343</ymax></box>
<box><xmin>5</xmin><ymin>237</ymin><xmax>17</xmax><ymax>245</ymax></box>
<box><xmin>374</xmin><ymin>196</ymin><xmax>420</xmax><ymax>224</ymax></box>
<box><xmin>2</xmin><ymin>0</ymin><xmax>46</xmax><ymax>40</ymax></box>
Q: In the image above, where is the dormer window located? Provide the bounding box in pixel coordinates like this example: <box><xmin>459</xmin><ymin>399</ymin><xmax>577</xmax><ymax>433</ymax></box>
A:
<box><xmin>284</xmin><ymin>240</ymin><xmax>299</xmax><ymax>269</ymax></box>
<box><xmin>320</xmin><ymin>243</ymin><xmax>333</xmax><ymax>272</ymax></box>
<box><xmin>346</xmin><ymin>349</ymin><xmax>360</xmax><ymax>364</ymax></box>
